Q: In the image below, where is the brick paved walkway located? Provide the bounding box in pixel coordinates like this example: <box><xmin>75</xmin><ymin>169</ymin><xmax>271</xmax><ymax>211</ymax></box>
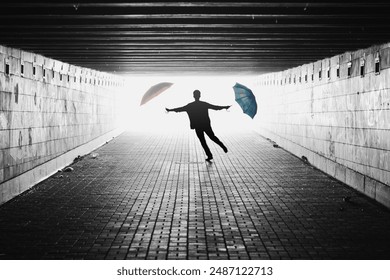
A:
<box><xmin>1</xmin><ymin>130</ymin><xmax>390</xmax><ymax>260</ymax></box>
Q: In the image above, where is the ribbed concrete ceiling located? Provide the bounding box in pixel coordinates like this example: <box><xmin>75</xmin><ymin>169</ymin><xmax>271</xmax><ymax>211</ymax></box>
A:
<box><xmin>1</xmin><ymin>1</ymin><xmax>390</xmax><ymax>75</ymax></box>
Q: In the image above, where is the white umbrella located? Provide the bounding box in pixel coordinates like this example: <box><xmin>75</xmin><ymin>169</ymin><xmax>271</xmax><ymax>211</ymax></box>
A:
<box><xmin>140</xmin><ymin>82</ymin><xmax>173</xmax><ymax>105</ymax></box>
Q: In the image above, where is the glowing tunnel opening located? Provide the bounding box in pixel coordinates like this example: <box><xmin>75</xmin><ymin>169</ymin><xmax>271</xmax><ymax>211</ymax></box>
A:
<box><xmin>118</xmin><ymin>75</ymin><xmax>259</xmax><ymax>133</ymax></box>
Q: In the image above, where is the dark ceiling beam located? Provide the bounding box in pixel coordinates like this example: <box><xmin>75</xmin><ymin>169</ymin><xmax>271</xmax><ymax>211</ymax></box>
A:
<box><xmin>2</xmin><ymin>36</ymin><xmax>377</xmax><ymax>45</ymax></box>
<box><xmin>1</xmin><ymin>2</ymin><xmax>390</xmax><ymax>8</ymax></box>
<box><xmin>13</xmin><ymin>45</ymin><xmax>348</xmax><ymax>50</ymax></box>
<box><xmin>4</xmin><ymin>43</ymin><xmax>377</xmax><ymax>48</ymax></box>
<box><xmin>62</xmin><ymin>57</ymin><xmax>317</xmax><ymax>61</ymax></box>
<box><xmin>0</xmin><ymin>31</ymin><xmax>388</xmax><ymax>36</ymax></box>
<box><xmin>2</xmin><ymin>14</ymin><xmax>388</xmax><ymax>19</ymax></box>
<box><xmin>0</xmin><ymin>23</ymin><xmax>383</xmax><ymax>29</ymax></box>
<box><xmin>0</xmin><ymin>35</ymin><xmax>383</xmax><ymax>41</ymax></box>
<box><xmin>61</xmin><ymin>49</ymin><xmax>324</xmax><ymax>55</ymax></box>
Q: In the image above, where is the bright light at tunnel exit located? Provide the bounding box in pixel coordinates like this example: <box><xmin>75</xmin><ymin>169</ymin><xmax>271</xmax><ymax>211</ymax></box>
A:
<box><xmin>118</xmin><ymin>75</ymin><xmax>258</xmax><ymax>133</ymax></box>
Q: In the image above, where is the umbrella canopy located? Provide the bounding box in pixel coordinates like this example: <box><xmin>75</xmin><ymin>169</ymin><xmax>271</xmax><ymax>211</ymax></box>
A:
<box><xmin>232</xmin><ymin>82</ymin><xmax>257</xmax><ymax>119</ymax></box>
<box><xmin>140</xmin><ymin>82</ymin><xmax>173</xmax><ymax>105</ymax></box>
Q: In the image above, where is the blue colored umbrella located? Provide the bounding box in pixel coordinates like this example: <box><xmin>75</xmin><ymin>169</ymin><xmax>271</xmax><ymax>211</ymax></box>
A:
<box><xmin>232</xmin><ymin>82</ymin><xmax>257</xmax><ymax>119</ymax></box>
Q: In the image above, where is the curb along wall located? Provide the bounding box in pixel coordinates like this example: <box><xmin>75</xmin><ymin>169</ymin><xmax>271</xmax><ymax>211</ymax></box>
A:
<box><xmin>0</xmin><ymin>45</ymin><xmax>125</xmax><ymax>205</ymax></box>
<box><xmin>253</xmin><ymin>42</ymin><xmax>390</xmax><ymax>208</ymax></box>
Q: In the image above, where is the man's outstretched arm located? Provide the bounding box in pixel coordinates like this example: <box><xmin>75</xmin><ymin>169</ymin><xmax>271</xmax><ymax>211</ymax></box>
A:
<box><xmin>166</xmin><ymin>105</ymin><xmax>187</xmax><ymax>113</ymax></box>
<box><xmin>208</xmin><ymin>104</ymin><xmax>231</xmax><ymax>110</ymax></box>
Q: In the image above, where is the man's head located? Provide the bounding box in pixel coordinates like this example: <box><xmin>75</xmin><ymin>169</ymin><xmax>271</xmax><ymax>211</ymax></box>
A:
<box><xmin>193</xmin><ymin>90</ymin><xmax>201</xmax><ymax>100</ymax></box>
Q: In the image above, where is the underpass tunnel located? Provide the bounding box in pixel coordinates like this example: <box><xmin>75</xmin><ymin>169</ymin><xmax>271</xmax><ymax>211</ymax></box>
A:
<box><xmin>0</xmin><ymin>2</ymin><xmax>390</xmax><ymax>260</ymax></box>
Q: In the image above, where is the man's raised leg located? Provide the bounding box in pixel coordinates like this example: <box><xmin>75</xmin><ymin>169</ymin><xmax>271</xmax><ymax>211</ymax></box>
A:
<box><xmin>205</xmin><ymin>127</ymin><xmax>228</xmax><ymax>153</ymax></box>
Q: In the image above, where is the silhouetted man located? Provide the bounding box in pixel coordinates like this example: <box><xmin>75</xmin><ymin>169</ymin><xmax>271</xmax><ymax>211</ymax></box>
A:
<box><xmin>166</xmin><ymin>90</ymin><xmax>230</xmax><ymax>162</ymax></box>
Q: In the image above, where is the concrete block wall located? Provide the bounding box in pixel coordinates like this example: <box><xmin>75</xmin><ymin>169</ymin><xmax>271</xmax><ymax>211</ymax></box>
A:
<box><xmin>0</xmin><ymin>45</ymin><xmax>125</xmax><ymax>205</ymax></box>
<box><xmin>252</xmin><ymin>42</ymin><xmax>390</xmax><ymax>208</ymax></box>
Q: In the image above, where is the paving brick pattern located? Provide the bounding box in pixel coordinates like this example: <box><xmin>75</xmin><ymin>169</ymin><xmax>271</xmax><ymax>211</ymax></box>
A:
<box><xmin>0</xmin><ymin>131</ymin><xmax>390</xmax><ymax>260</ymax></box>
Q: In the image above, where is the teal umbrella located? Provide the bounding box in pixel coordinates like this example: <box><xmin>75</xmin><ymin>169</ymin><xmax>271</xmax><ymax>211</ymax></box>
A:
<box><xmin>232</xmin><ymin>83</ymin><xmax>257</xmax><ymax>119</ymax></box>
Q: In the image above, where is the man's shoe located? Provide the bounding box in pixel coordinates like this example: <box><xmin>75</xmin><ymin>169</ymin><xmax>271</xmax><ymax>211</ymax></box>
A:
<box><xmin>205</xmin><ymin>156</ymin><xmax>213</xmax><ymax>162</ymax></box>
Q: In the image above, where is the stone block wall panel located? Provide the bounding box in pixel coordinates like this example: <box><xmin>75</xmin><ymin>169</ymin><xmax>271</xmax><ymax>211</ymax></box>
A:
<box><xmin>253</xmin><ymin>42</ymin><xmax>390</xmax><ymax>208</ymax></box>
<box><xmin>0</xmin><ymin>45</ymin><xmax>125</xmax><ymax>205</ymax></box>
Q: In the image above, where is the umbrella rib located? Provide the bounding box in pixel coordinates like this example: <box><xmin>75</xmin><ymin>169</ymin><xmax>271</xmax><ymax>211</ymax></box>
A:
<box><xmin>235</xmin><ymin>94</ymin><xmax>254</xmax><ymax>99</ymax></box>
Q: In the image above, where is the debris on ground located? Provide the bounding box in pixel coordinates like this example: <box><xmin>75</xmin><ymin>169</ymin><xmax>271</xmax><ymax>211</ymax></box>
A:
<box><xmin>57</xmin><ymin>175</ymin><xmax>64</xmax><ymax>178</ymax></box>
<box><xmin>73</xmin><ymin>155</ymin><xmax>84</xmax><ymax>163</ymax></box>
<box><xmin>273</xmin><ymin>143</ymin><xmax>279</xmax><ymax>148</ymax></box>
<box><xmin>301</xmin><ymin>156</ymin><xmax>309</xmax><ymax>163</ymax></box>
<box><xmin>91</xmin><ymin>153</ymin><xmax>99</xmax><ymax>159</ymax></box>
<box><xmin>63</xmin><ymin>167</ymin><xmax>74</xmax><ymax>172</ymax></box>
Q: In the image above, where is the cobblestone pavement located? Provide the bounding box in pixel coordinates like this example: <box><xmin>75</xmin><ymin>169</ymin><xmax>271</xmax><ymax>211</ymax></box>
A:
<box><xmin>1</xmin><ymin>131</ymin><xmax>390</xmax><ymax>260</ymax></box>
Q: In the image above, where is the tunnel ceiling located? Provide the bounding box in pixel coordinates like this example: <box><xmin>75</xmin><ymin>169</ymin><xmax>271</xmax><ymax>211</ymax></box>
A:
<box><xmin>1</xmin><ymin>1</ymin><xmax>390</xmax><ymax>75</ymax></box>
